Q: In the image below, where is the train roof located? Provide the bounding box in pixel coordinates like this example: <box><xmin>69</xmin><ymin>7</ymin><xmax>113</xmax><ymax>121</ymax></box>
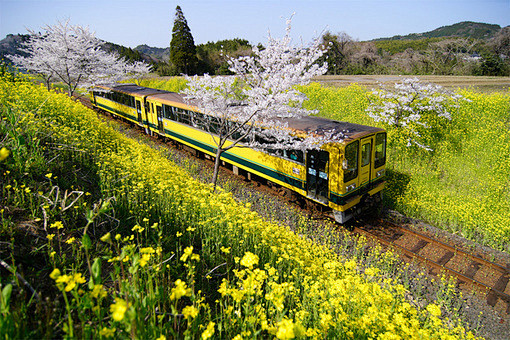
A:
<box><xmin>284</xmin><ymin>116</ymin><xmax>384</xmax><ymax>141</ymax></box>
<box><xmin>146</xmin><ymin>92</ymin><xmax>187</xmax><ymax>106</ymax></box>
<box><xmin>106</xmin><ymin>84</ymin><xmax>170</xmax><ymax>97</ymax></box>
<box><xmin>102</xmin><ymin>84</ymin><xmax>384</xmax><ymax>141</ymax></box>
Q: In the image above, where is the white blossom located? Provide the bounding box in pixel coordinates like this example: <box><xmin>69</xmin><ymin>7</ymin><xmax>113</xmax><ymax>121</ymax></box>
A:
<box><xmin>367</xmin><ymin>77</ymin><xmax>466</xmax><ymax>151</ymax></box>
<box><xmin>8</xmin><ymin>20</ymin><xmax>151</xmax><ymax>96</ymax></box>
<box><xmin>183</xmin><ymin>16</ymin><xmax>336</xmax><ymax>188</ymax></box>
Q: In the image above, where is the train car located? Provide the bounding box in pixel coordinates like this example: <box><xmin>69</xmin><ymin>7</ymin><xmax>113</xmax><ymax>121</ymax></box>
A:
<box><xmin>90</xmin><ymin>84</ymin><xmax>386</xmax><ymax>223</ymax></box>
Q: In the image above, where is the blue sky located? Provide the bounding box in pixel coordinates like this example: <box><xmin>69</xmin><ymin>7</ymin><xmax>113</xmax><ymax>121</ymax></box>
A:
<box><xmin>0</xmin><ymin>0</ymin><xmax>508</xmax><ymax>48</ymax></box>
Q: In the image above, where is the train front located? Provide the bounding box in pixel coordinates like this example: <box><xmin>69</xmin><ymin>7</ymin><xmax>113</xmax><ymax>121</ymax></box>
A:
<box><xmin>329</xmin><ymin>122</ymin><xmax>386</xmax><ymax>223</ymax></box>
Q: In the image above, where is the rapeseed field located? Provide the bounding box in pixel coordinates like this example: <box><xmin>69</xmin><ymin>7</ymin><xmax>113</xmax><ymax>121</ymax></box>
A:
<box><xmin>0</xmin><ymin>76</ymin><xmax>479</xmax><ymax>337</ymax></box>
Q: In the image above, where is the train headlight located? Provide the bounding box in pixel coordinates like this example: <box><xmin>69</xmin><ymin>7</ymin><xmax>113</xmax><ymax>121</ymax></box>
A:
<box><xmin>346</xmin><ymin>183</ymin><xmax>356</xmax><ymax>192</ymax></box>
<box><xmin>376</xmin><ymin>169</ymin><xmax>385</xmax><ymax>178</ymax></box>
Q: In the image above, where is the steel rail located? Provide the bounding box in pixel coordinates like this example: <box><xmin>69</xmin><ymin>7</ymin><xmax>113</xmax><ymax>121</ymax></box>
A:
<box><xmin>353</xmin><ymin>225</ymin><xmax>510</xmax><ymax>308</ymax></box>
<box><xmin>381</xmin><ymin>219</ymin><xmax>510</xmax><ymax>276</ymax></box>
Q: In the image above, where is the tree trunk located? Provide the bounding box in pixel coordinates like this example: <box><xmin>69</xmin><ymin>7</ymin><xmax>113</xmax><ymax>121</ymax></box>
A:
<box><xmin>211</xmin><ymin>147</ymin><xmax>223</xmax><ymax>191</ymax></box>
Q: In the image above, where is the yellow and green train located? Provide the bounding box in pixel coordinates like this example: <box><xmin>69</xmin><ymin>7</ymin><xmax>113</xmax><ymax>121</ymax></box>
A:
<box><xmin>90</xmin><ymin>84</ymin><xmax>386</xmax><ymax>223</ymax></box>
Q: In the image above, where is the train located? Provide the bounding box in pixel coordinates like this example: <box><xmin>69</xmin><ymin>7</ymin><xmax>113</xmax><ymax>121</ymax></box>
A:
<box><xmin>89</xmin><ymin>84</ymin><xmax>386</xmax><ymax>223</ymax></box>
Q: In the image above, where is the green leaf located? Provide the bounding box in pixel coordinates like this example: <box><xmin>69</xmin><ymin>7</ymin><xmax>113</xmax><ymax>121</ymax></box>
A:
<box><xmin>91</xmin><ymin>258</ymin><xmax>101</xmax><ymax>284</ymax></box>
<box><xmin>1</xmin><ymin>284</ymin><xmax>12</xmax><ymax>313</ymax></box>
<box><xmin>85</xmin><ymin>209</ymin><xmax>94</xmax><ymax>224</ymax></box>
<box><xmin>82</xmin><ymin>234</ymin><xmax>92</xmax><ymax>250</ymax></box>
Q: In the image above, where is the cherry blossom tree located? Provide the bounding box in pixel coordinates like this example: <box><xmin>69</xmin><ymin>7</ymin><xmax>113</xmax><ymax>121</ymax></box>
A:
<box><xmin>8</xmin><ymin>20</ymin><xmax>151</xmax><ymax>96</ymax></box>
<box><xmin>184</xmin><ymin>16</ymin><xmax>341</xmax><ymax>188</ymax></box>
<box><xmin>124</xmin><ymin>60</ymin><xmax>153</xmax><ymax>85</ymax></box>
<box><xmin>366</xmin><ymin>77</ymin><xmax>466</xmax><ymax>151</ymax></box>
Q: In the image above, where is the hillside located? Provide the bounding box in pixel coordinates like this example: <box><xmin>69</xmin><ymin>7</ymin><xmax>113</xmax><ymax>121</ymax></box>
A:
<box><xmin>375</xmin><ymin>21</ymin><xmax>502</xmax><ymax>41</ymax></box>
<box><xmin>0</xmin><ymin>34</ymin><xmax>29</xmax><ymax>59</ymax></box>
<box><xmin>133</xmin><ymin>44</ymin><xmax>170</xmax><ymax>62</ymax></box>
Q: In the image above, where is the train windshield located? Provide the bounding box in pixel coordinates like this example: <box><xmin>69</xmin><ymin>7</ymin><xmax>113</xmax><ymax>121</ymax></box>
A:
<box><xmin>374</xmin><ymin>133</ymin><xmax>386</xmax><ymax>168</ymax></box>
<box><xmin>343</xmin><ymin>141</ymin><xmax>359</xmax><ymax>183</ymax></box>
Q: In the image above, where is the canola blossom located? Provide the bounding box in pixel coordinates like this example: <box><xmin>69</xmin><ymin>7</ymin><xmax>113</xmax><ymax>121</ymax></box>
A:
<box><xmin>0</xmin><ymin>76</ymin><xmax>479</xmax><ymax>338</ymax></box>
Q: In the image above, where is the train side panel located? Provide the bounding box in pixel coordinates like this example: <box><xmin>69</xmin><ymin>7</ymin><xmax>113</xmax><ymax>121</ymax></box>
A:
<box><xmin>160</xmin><ymin>118</ymin><xmax>308</xmax><ymax>195</ymax></box>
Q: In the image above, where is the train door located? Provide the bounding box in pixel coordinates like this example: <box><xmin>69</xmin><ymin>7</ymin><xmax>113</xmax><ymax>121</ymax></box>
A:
<box><xmin>156</xmin><ymin>105</ymin><xmax>164</xmax><ymax>134</ymax></box>
<box><xmin>359</xmin><ymin>137</ymin><xmax>374</xmax><ymax>188</ymax></box>
<box><xmin>306</xmin><ymin>150</ymin><xmax>329</xmax><ymax>203</ymax></box>
<box><xmin>143</xmin><ymin>99</ymin><xmax>151</xmax><ymax>134</ymax></box>
<box><xmin>136</xmin><ymin>100</ymin><xmax>142</xmax><ymax>123</ymax></box>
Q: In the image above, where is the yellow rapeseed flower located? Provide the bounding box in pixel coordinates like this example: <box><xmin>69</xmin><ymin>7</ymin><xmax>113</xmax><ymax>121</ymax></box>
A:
<box><xmin>110</xmin><ymin>298</ymin><xmax>129</xmax><ymax>321</ymax></box>
<box><xmin>182</xmin><ymin>305</ymin><xmax>199</xmax><ymax>319</ymax></box>
<box><xmin>240</xmin><ymin>252</ymin><xmax>259</xmax><ymax>269</ymax></box>
<box><xmin>201</xmin><ymin>321</ymin><xmax>215</xmax><ymax>340</ymax></box>
<box><xmin>0</xmin><ymin>147</ymin><xmax>10</xmax><ymax>162</ymax></box>
<box><xmin>131</xmin><ymin>224</ymin><xmax>144</xmax><ymax>233</ymax></box>
<box><xmin>49</xmin><ymin>268</ymin><xmax>61</xmax><ymax>280</ymax></box>
<box><xmin>180</xmin><ymin>246</ymin><xmax>194</xmax><ymax>262</ymax></box>
<box><xmin>99</xmin><ymin>327</ymin><xmax>116</xmax><ymax>338</ymax></box>
<box><xmin>140</xmin><ymin>247</ymin><xmax>155</xmax><ymax>254</ymax></box>
<box><xmin>139</xmin><ymin>253</ymin><xmax>151</xmax><ymax>267</ymax></box>
<box><xmin>50</xmin><ymin>221</ymin><xmax>64</xmax><ymax>230</ymax></box>
<box><xmin>276</xmin><ymin>318</ymin><xmax>295</xmax><ymax>339</ymax></box>
<box><xmin>91</xmin><ymin>284</ymin><xmax>108</xmax><ymax>299</ymax></box>
<box><xmin>426</xmin><ymin>304</ymin><xmax>442</xmax><ymax>317</ymax></box>
<box><xmin>170</xmin><ymin>279</ymin><xmax>190</xmax><ymax>300</ymax></box>
<box><xmin>100</xmin><ymin>232</ymin><xmax>111</xmax><ymax>243</ymax></box>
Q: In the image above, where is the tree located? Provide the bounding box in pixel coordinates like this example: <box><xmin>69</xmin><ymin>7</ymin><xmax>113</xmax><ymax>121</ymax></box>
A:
<box><xmin>124</xmin><ymin>61</ymin><xmax>153</xmax><ymax>85</ymax></box>
<box><xmin>169</xmin><ymin>6</ymin><xmax>198</xmax><ymax>75</ymax></box>
<box><xmin>349</xmin><ymin>42</ymin><xmax>381</xmax><ymax>73</ymax></box>
<box><xmin>8</xmin><ymin>20</ymin><xmax>150</xmax><ymax>96</ymax></box>
<box><xmin>489</xmin><ymin>26</ymin><xmax>510</xmax><ymax>59</ymax></box>
<box><xmin>366</xmin><ymin>78</ymin><xmax>465</xmax><ymax>151</ymax></box>
<box><xmin>320</xmin><ymin>31</ymin><xmax>353</xmax><ymax>75</ymax></box>
<box><xmin>424</xmin><ymin>38</ymin><xmax>474</xmax><ymax>75</ymax></box>
<box><xmin>184</xmin><ymin>17</ymin><xmax>339</xmax><ymax>189</ymax></box>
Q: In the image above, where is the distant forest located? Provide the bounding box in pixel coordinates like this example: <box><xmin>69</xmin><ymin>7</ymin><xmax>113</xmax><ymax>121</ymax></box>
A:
<box><xmin>1</xmin><ymin>21</ymin><xmax>509</xmax><ymax>77</ymax></box>
<box><xmin>143</xmin><ymin>21</ymin><xmax>510</xmax><ymax>77</ymax></box>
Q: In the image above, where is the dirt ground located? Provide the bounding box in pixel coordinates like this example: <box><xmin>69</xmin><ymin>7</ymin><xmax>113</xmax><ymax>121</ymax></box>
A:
<box><xmin>314</xmin><ymin>75</ymin><xmax>510</xmax><ymax>92</ymax></box>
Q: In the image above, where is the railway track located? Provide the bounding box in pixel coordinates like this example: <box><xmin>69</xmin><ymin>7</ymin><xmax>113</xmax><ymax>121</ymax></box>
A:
<box><xmin>354</xmin><ymin>218</ymin><xmax>510</xmax><ymax>314</ymax></box>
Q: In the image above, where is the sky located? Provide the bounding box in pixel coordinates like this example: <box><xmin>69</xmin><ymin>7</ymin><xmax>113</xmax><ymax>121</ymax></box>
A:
<box><xmin>0</xmin><ymin>0</ymin><xmax>508</xmax><ymax>48</ymax></box>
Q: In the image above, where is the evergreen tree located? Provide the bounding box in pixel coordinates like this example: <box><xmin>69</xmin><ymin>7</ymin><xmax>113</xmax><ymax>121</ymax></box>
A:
<box><xmin>169</xmin><ymin>6</ymin><xmax>198</xmax><ymax>75</ymax></box>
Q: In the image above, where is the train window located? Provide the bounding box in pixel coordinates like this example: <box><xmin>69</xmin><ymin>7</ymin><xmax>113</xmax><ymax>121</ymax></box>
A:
<box><xmin>181</xmin><ymin>110</ymin><xmax>191</xmax><ymax>125</ymax></box>
<box><xmin>343</xmin><ymin>141</ymin><xmax>359</xmax><ymax>183</ymax></box>
<box><xmin>361</xmin><ymin>142</ymin><xmax>371</xmax><ymax>167</ymax></box>
<box><xmin>375</xmin><ymin>133</ymin><xmax>386</xmax><ymax>168</ymax></box>
<box><xmin>165</xmin><ymin>105</ymin><xmax>177</xmax><ymax>121</ymax></box>
<box><xmin>283</xmin><ymin>149</ymin><xmax>304</xmax><ymax>164</ymax></box>
<box><xmin>209</xmin><ymin>116</ymin><xmax>221</xmax><ymax>134</ymax></box>
<box><xmin>195</xmin><ymin>112</ymin><xmax>211</xmax><ymax>130</ymax></box>
<box><xmin>256</xmin><ymin>135</ymin><xmax>278</xmax><ymax>154</ymax></box>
